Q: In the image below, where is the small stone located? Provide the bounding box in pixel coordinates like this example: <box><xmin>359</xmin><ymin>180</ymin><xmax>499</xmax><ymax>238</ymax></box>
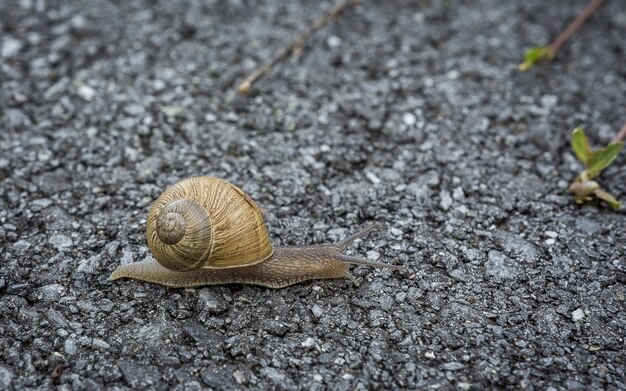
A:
<box><xmin>64</xmin><ymin>338</ymin><xmax>78</xmax><ymax>355</ymax></box>
<box><xmin>452</xmin><ymin>187</ymin><xmax>465</xmax><ymax>201</ymax></box>
<box><xmin>0</xmin><ymin>366</ymin><xmax>14</xmax><ymax>389</ymax></box>
<box><xmin>544</xmin><ymin>230</ymin><xmax>558</xmax><ymax>238</ymax></box>
<box><xmin>365</xmin><ymin>171</ymin><xmax>381</xmax><ymax>184</ymax></box>
<box><xmin>13</xmin><ymin>240</ymin><xmax>31</xmax><ymax>251</ymax></box>
<box><xmin>117</xmin><ymin>360</ymin><xmax>160</xmax><ymax>388</ymax></box>
<box><xmin>327</xmin><ymin>35</ymin><xmax>341</xmax><ymax>48</ymax></box>
<box><xmin>92</xmin><ymin>338</ymin><xmax>110</xmax><ymax>351</ymax></box>
<box><xmin>39</xmin><ymin>284</ymin><xmax>65</xmax><ymax>302</ymax></box>
<box><xmin>32</xmin><ymin>198</ymin><xmax>54</xmax><ymax>209</ymax></box>
<box><xmin>425</xmin><ymin>351</ymin><xmax>435</xmax><ymax>359</ymax></box>
<box><xmin>160</xmin><ymin>106</ymin><xmax>184</xmax><ymax>117</ymax></box>
<box><xmin>439</xmin><ymin>189</ymin><xmax>453</xmax><ymax>211</ymax></box>
<box><xmin>301</xmin><ymin>337</ymin><xmax>316</xmax><ymax>348</ymax></box>
<box><xmin>311</xmin><ymin>305</ymin><xmax>324</xmax><ymax>318</ymax></box>
<box><xmin>47</xmin><ymin>309</ymin><xmax>67</xmax><ymax>328</ymax></box>
<box><xmin>120</xmin><ymin>247</ymin><xmax>134</xmax><ymax>265</ymax></box>
<box><xmin>390</xmin><ymin>227</ymin><xmax>403</xmax><ymax>237</ymax></box>
<box><xmin>544</xmin><ymin>238</ymin><xmax>556</xmax><ymax>245</ymax></box>
<box><xmin>76</xmin><ymin>253</ymin><xmax>102</xmax><ymax>274</ymax></box>
<box><xmin>485</xmin><ymin>250</ymin><xmax>519</xmax><ymax>280</ymax></box>
<box><xmin>366</xmin><ymin>250</ymin><xmax>380</xmax><ymax>261</ymax></box>
<box><xmin>232</xmin><ymin>370</ymin><xmax>245</xmax><ymax>384</ymax></box>
<box><xmin>442</xmin><ymin>362</ymin><xmax>465</xmax><ymax>371</ymax></box>
<box><xmin>1</xmin><ymin>36</ymin><xmax>23</xmax><ymax>58</ymax></box>
<box><xmin>49</xmin><ymin>234</ymin><xmax>72</xmax><ymax>250</ymax></box>
<box><xmin>198</xmin><ymin>289</ymin><xmax>226</xmax><ymax>314</ymax></box>
<box><xmin>541</xmin><ymin>94</ymin><xmax>558</xmax><ymax>109</ymax></box>
<box><xmin>261</xmin><ymin>367</ymin><xmax>285</xmax><ymax>384</ymax></box>
<box><xmin>402</xmin><ymin>112</ymin><xmax>416</xmax><ymax>126</ymax></box>
<box><xmin>77</xmin><ymin>85</ymin><xmax>96</xmax><ymax>101</ymax></box>
<box><xmin>4</xmin><ymin>108</ymin><xmax>31</xmax><ymax>128</ymax></box>
<box><xmin>572</xmin><ymin>308</ymin><xmax>584</xmax><ymax>322</ymax></box>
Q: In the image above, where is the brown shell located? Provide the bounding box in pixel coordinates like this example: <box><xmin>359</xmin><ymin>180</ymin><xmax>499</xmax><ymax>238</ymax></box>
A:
<box><xmin>146</xmin><ymin>177</ymin><xmax>273</xmax><ymax>270</ymax></box>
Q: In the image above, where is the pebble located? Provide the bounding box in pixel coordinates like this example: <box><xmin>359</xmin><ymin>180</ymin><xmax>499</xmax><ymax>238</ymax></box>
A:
<box><xmin>439</xmin><ymin>189</ymin><xmax>453</xmax><ymax>211</ymax></box>
<box><xmin>76</xmin><ymin>253</ymin><xmax>102</xmax><ymax>273</ymax></box>
<box><xmin>390</xmin><ymin>228</ymin><xmax>403</xmax><ymax>237</ymax></box>
<box><xmin>301</xmin><ymin>337</ymin><xmax>316</xmax><ymax>348</ymax></box>
<box><xmin>64</xmin><ymin>338</ymin><xmax>78</xmax><ymax>355</ymax></box>
<box><xmin>366</xmin><ymin>250</ymin><xmax>380</xmax><ymax>261</ymax></box>
<box><xmin>571</xmin><ymin>308</ymin><xmax>584</xmax><ymax>322</ymax></box>
<box><xmin>1</xmin><ymin>36</ymin><xmax>23</xmax><ymax>58</ymax></box>
<box><xmin>365</xmin><ymin>171</ymin><xmax>381</xmax><ymax>185</ymax></box>
<box><xmin>120</xmin><ymin>247</ymin><xmax>134</xmax><ymax>265</ymax></box>
<box><xmin>442</xmin><ymin>362</ymin><xmax>465</xmax><ymax>370</ymax></box>
<box><xmin>32</xmin><ymin>198</ymin><xmax>54</xmax><ymax>209</ymax></box>
<box><xmin>261</xmin><ymin>367</ymin><xmax>285</xmax><ymax>384</ymax></box>
<box><xmin>327</xmin><ymin>35</ymin><xmax>341</xmax><ymax>48</ymax></box>
<box><xmin>452</xmin><ymin>187</ymin><xmax>465</xmax><ymax>201</ymax></box>
<box><xmin>197</xmin><ymin>289</ymin><xmax>226</xmax><ymax>314</ymax></box>
<box><xmin>92</xmin><ymin>338</ymin><xmax>110</xmax><ymax>351</ymax></box>
<box><xmin>49</xmin><ymin>234</ymin><xmax>72</xmax><ymax>250</ymax></box>
<box><xmin>232</xmin><ymin>370</ymin><xmax>245</xmax><ymax>384</ymax></box>
<box><xmin>544</xmin><ymin>231</ymin><xmax>558</xmax><ymax>238</ymax></box>
<box><xmin>311</xmin><ymin>305</ymin><xmax>324</xmax><ymax>318</ymax></box>
<box><xmin>39</xmin><ymin>284</ymin><xmax>65</xmax><ymax>302</ymax></box>
<box><xmin>402</xmin><ymin>112</ymin><xmax>416</xmax><ymax>126</ymax></box>
<box><xmin>13</xmin><ymin>240</ymin><xmax>31</xmax><ymax>251</ymax></box>
<box><xmin>117</xmin><ymin>360</ymin><xmax>160</xmax><ymax>388</ymax></box>
<box><xmin>0</xmin><ymin>366</ymin><xmax>14</xmax><ymax>388</ymax></box>
<box><xmin>485</xmin><ymin>251</ymin><xmax>519</xmax><ymax>280</ymax></box>
<box><xmin>77</xmin><ymin>85</ymin><xmax>96</xmax><ymax>101</ymax></box>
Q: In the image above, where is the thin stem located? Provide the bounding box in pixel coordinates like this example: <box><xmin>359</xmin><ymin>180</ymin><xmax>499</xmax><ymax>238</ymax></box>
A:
<box><xmin>548</xmin><ymin>0</ymin><xmax>605</xmax><ymax>54</ymax></box>
<box><xmin>236</xmin><ymin>0</ymin><xmax>362</xmax><ymax>95</ymax></box>
<box><xmin>613</xmin><ymin>122</ymin><xmax>626</xmax><ymax>143</ymax></box>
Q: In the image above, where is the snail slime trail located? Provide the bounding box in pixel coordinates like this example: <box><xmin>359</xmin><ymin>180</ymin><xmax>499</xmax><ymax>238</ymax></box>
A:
<box><xmin>110</xmin><ymin>177</ymin><xmax>402</xmax><ymax>288</ymax></box>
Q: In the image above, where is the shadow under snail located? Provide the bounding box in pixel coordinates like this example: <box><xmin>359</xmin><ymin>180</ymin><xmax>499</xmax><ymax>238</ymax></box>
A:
<box><xmin>110</xmin><ymin>176</ymin><xmax>401</xmax><ymax>288</ymax></box>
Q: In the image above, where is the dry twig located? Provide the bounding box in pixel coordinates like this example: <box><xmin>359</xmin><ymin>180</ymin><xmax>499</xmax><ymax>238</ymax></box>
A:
<box><xmin>236</xmin><ymin>0</ymin><xmax>363</xmax><ymax>95</ymax></box>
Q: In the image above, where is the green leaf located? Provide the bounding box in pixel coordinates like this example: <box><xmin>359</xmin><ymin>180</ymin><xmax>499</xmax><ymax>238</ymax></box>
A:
<box><xmin>593</xmin><ymin>188</ymin><xmax>621</xmax><ymax>210</ymax></box>
<box><xmin>571</xmin><ymin>128</ymin><xmax>593</xmax><ymax>165</ymax></box>
<box><xmin>518</xmin><ymin>46</ymin><xmax>555</xmax><ymax>71</ymax></box>
<box><xmin>586</xmin><ymin>141</ymin><xmax>624</xmax><ymax>178</ymax></box>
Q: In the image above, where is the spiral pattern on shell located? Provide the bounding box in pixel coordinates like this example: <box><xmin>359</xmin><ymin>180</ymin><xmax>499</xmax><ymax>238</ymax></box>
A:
<box><xmin>146</xmin><ymin>177</ymin><xmax>273</xmax><ymax>271</ymax></box>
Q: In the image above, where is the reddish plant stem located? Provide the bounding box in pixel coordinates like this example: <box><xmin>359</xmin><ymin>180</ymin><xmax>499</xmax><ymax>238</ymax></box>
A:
<box><xmin>613</xmin><ymin>122</ymin><xmax>626</xmax><ymax>143</ymax></box>
<box><xmin>548</xmin><ymin>0</ymin><xmax>605</xmax><ymax>54</ymax></box>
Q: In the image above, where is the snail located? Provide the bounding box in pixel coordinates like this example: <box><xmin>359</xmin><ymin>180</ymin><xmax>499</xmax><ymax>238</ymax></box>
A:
<box><xmin>110</xmin><ymin>176</ymin><xmax>401</xmax><ymax>288</ymax></box>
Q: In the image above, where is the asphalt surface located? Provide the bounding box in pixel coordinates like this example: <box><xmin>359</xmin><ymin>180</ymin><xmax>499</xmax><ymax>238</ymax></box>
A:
<box><xmin>1</xmin><ymin>0</ymin><xmax>626</xmax><ymax>390</ymax></box>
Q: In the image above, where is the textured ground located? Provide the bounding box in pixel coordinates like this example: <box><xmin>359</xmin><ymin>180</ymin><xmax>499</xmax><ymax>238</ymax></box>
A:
<box><xmin>1</xmin><ymin>0</ymin><xmax>626</xmax><ymax>389</ymax></box>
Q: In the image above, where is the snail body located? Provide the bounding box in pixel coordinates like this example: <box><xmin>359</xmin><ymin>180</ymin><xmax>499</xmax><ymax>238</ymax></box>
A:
<box><xmin>110</xmin><ymin>177</ymin><xmax>400</xmax><ymax>288</ymax></box>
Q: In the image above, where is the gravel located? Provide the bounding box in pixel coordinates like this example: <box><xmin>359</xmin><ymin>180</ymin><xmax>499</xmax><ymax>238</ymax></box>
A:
<box><xmin>1</xmin><ymin>0</ymin><xmax>625</xmax><ymax>389</ymax></box>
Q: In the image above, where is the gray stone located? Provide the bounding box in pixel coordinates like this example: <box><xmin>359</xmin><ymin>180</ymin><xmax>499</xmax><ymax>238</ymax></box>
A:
<box><xmin>1</xmin><ymin>36</ymin><xmax>22</xmax><ymax>58</ymax></box>
<box><xmin>439</xmin><ymin>189</ymin><xmax>453</xmax><ymax>211</ymax></box>
<box><xmin>75</xmin><ymin>253</ymin><xmax>102</xmax><ymax>274</ymax></box>
<box><xmin>117</xmin><ymin>360</ymin><xmax>161</xmax><ymax>388</ymax></box>
<box><xmin>49</xmin><ymin>234</ymin><xmax>72</xmax><ymax>250</ymax></box>
<box><xmin>485</xmin><ymin>251</ymin><xmax>519</xmax><ymax>280</ymax></box>
<box><xmin>39</xmin><ymin>284</ymin><xmax>65</xmax><ymax>301</ymax></box>
<box><xmin>13</xmin><ymin>240</ymin><xmax>31</xmax><ymax>251</ymax></box>
<box><xmin>64</xmin><ymin>338</ymin><xmax>78</xmax><ymax>355</ymax></box>
<box><xmin>0</xmin><ymin>366</ymin><xmax>13</xmax><ymax>388</ymax></box>
<box><xmin>442</xmin><ymin>362</ymin><xmax>465</xmax><ymax>371</ymax></box>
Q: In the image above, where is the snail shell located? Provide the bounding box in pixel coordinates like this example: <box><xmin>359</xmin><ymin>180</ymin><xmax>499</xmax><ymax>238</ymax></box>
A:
<box><xmin>147</xmin><ymin>176</ymin><xmax>273</xmax><ymax>271</ymax></box>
